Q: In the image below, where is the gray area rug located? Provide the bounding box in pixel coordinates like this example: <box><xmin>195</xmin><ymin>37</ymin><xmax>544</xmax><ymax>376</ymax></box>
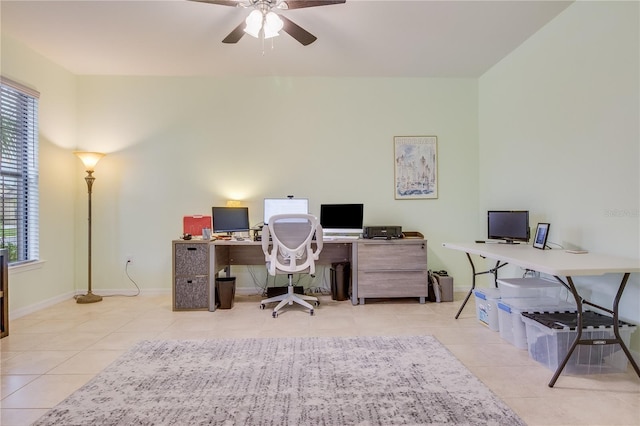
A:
<box><xmin>34</xmin><ymin>336</ymin><xmax>525</xmax><ymax>425</ymax></box>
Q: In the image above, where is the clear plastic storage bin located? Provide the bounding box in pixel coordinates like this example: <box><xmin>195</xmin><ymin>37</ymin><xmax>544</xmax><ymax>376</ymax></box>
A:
<box><xmin>473</xmin><ymin>288</ymin><xmax>501</xmax><ymax>331</ymax></box>
<box><xmin>497</xmin><ymin>277</ymin><xmax>562</xmax><ymax>299</ymax></box>
<box><xmin>521</xmin><ymin>311</ymin><xmax>637</xmax><ymax>374</ymax></box>
<box><xmin>497</xmin><ymin>297</ymin><xmax>576</xmax><ymax>349</ymax></box>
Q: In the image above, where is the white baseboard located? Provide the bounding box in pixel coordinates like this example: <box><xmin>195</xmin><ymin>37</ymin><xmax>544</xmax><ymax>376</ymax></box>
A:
<box><xmin>84</xmin><ymin>288</ymin><xmax>171</xmax><ymax>297</ymax></box>
<box><xmin>10</xmin><ymin>288</ymin><xmax>171</xmax><ymax>320</ymax></box>
<box><xmin>10</xmin><ymin>291</ymin><xmax>76</xmax><ymax>320</ymax></box>
<box><xmin>235</xmin><ymin>287</ymin><xmax>262</xmax><ymax>296</ymax></box>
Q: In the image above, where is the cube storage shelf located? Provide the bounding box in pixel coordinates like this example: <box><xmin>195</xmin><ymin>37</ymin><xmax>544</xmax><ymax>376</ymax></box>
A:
<box><xmin>172</xmin><ymin>240</ymin><xmax>211</xmax><ymax>310</ymax></box>
<box><xmin>521</xmin><ymin>311</ymin><xmax>637</xmax><ymax>374</ymax></box>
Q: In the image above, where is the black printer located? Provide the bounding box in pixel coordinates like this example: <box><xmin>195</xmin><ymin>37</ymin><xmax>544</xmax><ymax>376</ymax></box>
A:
<box><xmin>363</xmin><ymin>226</ymin><xmax>402</xmax><ymax>239</ymax></box>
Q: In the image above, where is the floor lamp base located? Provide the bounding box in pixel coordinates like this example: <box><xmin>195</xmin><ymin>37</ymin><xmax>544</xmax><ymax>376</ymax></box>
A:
<box><xmin>76</xmin><ymin>292</ymin><xmax>103</xmax><ymax>304</ymax></box>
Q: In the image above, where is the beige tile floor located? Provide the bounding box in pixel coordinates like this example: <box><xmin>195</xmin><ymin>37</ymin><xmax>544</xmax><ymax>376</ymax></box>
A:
<box><xmin>1</xmin><ymin>292</ymin><xmax>639</xmax><ymax>426</ymax></box>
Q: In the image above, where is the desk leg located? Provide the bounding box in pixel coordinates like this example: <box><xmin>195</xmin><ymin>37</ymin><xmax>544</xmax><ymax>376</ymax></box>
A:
<box><xmin>612</xmin><ymin>273</ymin><xmax>640</xmax><ymax>378</ymax></box>
<box><xmin>351</xmin><ymin>242</ymin><xmax>359</xmax><ymax>305</ymax></box>
<box><xmin>455</xmin><ymin>253</ymin><xmax>476</xmax><ymax>319</ymax></box>
<box><xmin>548</xmin><ymin>276</ymin><xmax>582</xmax><ymax>387</ymax></box>
<box><xmin>208</xmin><ymin>245</ymin><xmax>216</xmax><ymax>312</ymax></box>
<box><xmin>548</xmin><ymin>274</ymin><xmax>640</xmax><ymax>387</ymax></box>
<box><xmin>455</xmin><ymin>255</ymin><xmax>504</xmax><ymax>319</ymax></box>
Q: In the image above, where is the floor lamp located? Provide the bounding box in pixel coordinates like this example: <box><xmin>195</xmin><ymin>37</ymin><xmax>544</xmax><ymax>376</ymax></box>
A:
<box><xmin>74</xmin><ymin>151</ymin><xmax>105</xmax><ymax>304</ymax></box>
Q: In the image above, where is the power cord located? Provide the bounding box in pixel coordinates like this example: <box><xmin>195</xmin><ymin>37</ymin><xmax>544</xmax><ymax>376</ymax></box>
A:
<box><xmin>545</xmin><ymin>240</ymin><xmax>564</xmax><ymax>250</ymax></box>
<box><xmin>102</xmin><ymin>259</ymin><xmax>140</xmax><ymax>298</ymax></box>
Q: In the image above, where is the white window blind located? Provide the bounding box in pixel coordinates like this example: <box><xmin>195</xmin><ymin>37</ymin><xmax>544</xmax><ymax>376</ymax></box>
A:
<box><xmin>0</xmin><ymin>77</ymin><xmax>40</xmax><ymax>264</ymax></box>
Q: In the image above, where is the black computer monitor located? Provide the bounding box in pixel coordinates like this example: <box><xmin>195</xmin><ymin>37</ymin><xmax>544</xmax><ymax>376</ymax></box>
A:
<box><xmin>487</xmin><ymin>210</ymin><xmax>529</xmax><ymax>243</ymax></box>
<box><xmin>212</xmin><ymin>207</ymin><xmax>250</xmax><ymax>235</ymax></box>
<box><xmin>263</xmin><ymin>198</ymin><xmax>309</xmax><ymax>224</ymax></box>
<box><xmin>320</xmin><ymin>204</ymin><xmax>364</xmax><ymax>234</ymax></box>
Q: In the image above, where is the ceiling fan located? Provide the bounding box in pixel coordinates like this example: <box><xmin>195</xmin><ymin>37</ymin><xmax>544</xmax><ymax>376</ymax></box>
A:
<box><xmin>190</xmin><ymin>0</ymin><xmax>346</xmax><ymax>46</ymax></box>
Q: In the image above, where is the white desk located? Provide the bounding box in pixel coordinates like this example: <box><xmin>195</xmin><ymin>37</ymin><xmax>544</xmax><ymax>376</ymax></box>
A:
<box><xmin>443</xmin><ymin>242</ymin><xmax>640</xmax><ymax>387</ymax></box>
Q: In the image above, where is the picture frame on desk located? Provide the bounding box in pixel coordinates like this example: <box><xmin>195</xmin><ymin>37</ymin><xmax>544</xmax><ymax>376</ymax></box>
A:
<box><xmin>533</xmin><ymin>223</ymin><xmax>550</xmax><ymax>249</ymax></box>
<box><xmin>394</xmin><ymin>136</ymin><xmax>438</xmax><ymax>199</ymax></box>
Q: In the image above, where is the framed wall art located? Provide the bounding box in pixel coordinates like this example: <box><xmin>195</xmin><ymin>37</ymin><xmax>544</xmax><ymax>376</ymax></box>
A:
<box><xmin>394</xmin><ymin>136</ymin><xmax>438</xmax><ymax>199</ymax></box>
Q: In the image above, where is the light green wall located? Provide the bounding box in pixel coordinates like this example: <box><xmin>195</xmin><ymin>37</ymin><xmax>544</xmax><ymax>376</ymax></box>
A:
<box><xmin>1</xmin><ymin>31</ymin><xmax>480</xmax><ymax>314</ymax></box>
<box><xmin>74</xmin><ymin>76</ymin><xmax>479</xmax><ymax>294</ymax></box>
<box><xmin>479</xmin><ymin>1</ymin><xmax>639</xmax><ymax>349</ymax></box>
<box><xmin>1</xmin><ymin>34</ymin><xmax>79</xmax><ymax>312</ymax></box>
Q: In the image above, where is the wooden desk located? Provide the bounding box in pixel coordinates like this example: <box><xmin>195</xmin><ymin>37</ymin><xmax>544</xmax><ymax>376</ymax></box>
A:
<box><xmin>443</xmin><ymin>242</ymin><xmax>640</xmax><ymax>387</ymax></box>
<box><xmin>172</xmin><ymin>237</ymin><xmax>428</xmax><ymax>311</ymax></box>
<box><xmin>210</xmin><ymin>239</ymin><xmax>356</xmax><ymax>308</ymax></box>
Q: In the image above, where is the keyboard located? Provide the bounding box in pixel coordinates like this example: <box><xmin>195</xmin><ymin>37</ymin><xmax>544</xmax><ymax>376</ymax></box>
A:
<box><xmin>323</xmin><ymin>235</ymin><xmax>360</xmax><ymax>240</ymax></box>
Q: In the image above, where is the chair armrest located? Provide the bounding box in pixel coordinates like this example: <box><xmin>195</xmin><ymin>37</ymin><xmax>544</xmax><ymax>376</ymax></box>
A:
<box><xmin>312</xmin><ymin>225</ymin><xmax>324</xmax><ymax>259</ymax></box>
<box><xmin>261</xmin><ymin>225</ymin><xmax>271</xmax><ymax>259</ymax></box>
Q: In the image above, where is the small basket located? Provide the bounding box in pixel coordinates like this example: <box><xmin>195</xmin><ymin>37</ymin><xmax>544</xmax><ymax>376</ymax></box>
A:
<box><xmin>402</xmin><ymin>231</ymin><xmax>424</xmax><ymax>239</ymax></box>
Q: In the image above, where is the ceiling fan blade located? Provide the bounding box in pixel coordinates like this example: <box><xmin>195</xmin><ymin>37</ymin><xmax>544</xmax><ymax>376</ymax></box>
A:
<box><xmin>279</xmin><ymin>0</ymin><xmax>346</xmax><ymax>10</ymax></box>
<box><xmin>222</xmin><ymin>21</ymin><xmax>246</xmax><ymax>43</ymax></box>
<box><xmin>188</xmin><ymin>0</ymin><xmax>244</xmax><ymax>6</ymax></box>
<box><xmin>280</xmin><ymin>15</ymin><xmax>317</xmax><ymax>46</ymax></box>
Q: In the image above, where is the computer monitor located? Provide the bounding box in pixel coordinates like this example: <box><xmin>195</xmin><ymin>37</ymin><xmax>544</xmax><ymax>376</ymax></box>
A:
<box><xmin>212</xmin><ymin>207</ymin><xmax>250</xmax><ymax>235</ymax></box>
<box><xmin>487</xmin><ymin>210</ymin><xmax>530</xmax><ymax>243</ymax></box>
<box><xmin>320</xmin><ymin>203</ymin><xmax>364</xmax><ymax>234</ymax></box>
<box><xmin>263</xmin><ymin>198</ymin><xmax>309</xmax><ymax>224</ymax></box>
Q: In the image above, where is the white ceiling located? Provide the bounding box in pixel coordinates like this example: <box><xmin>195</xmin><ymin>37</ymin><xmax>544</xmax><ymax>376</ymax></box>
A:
<box><xmin>1</xmin><ymin>0</ymin><xmax>573</xmax><ymax>77</ymax></box>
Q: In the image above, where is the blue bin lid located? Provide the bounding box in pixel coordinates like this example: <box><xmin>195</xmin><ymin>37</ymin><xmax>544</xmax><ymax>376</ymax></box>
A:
<box><xmin>474</xmin><ymin>288</ymin><xmax>501</xmax><ymax>300</ymax></box>
<box><xmin>497</xmin><ymin>301</ymin><xmax>511</xmax><ymax>313</ymax></box>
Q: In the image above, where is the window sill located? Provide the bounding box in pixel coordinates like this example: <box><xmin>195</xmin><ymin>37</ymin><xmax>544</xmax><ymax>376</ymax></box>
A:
<box><xmin>9</xmin><ymin>259</ymin><xmax>46</xmax><ymax>274</ymax></box>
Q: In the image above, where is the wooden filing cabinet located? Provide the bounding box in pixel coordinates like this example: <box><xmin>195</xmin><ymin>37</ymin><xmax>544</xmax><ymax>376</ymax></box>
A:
<box><xmin>355</xmin><ymin>239</ymin><xmax>428</xmax><ymax>304</ymax></box>
<box><xmin>172</xmin><ymin>240</ymin><xmax>210</xmax><ymax>310</ymax></box>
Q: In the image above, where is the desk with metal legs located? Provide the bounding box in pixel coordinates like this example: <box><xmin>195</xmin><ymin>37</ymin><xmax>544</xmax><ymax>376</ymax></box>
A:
<box><xmin>209</xmin><ymin>239</ymin><xmax>358</xmax><ymax>311</ymax></box>
<box><xmin>443</xmin><ymin>242</ymin><xmax>640</xmax><ymax>387</ymax></box>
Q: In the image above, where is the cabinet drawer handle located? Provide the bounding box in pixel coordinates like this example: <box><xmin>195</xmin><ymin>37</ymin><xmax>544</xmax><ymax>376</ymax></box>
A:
<box><xmin>187</xmin><ymin>247</ymin><xmax>197</xmax><ymax>251</ymax></box>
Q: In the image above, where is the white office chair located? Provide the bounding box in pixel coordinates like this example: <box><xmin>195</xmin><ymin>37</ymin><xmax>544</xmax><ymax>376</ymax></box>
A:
<box><xmin>260</xmin><ymin>214</ymin><xmax>323</xmax><ymax>317</ymax></box>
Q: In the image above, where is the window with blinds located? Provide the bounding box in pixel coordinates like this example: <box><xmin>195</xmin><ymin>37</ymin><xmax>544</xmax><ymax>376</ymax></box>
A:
<box><xmin>0</xmin><ymin>77</ymin><xmax>39</xmax><ymax>264</ymax></box>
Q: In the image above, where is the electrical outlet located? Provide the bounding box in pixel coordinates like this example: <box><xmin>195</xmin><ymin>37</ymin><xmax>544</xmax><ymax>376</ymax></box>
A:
<box><xmin>126</xmin><ymin>255</ymin><xmax>134</xmax><ymax>264</ymax></box>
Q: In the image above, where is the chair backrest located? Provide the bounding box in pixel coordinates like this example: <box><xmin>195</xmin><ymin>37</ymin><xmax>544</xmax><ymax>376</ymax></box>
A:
<box><xmin>262</xmin><ymin>214</ymin><xmax>323</xmax><ymax>276</ymax></box>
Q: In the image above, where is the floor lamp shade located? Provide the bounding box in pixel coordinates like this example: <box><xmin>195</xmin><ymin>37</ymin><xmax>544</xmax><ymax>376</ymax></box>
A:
<box><xmin>74</xmin><ymin>151</ymin><xmax>104</xmax><ymax>172</ymax></box>
<box><xmin>74</xmin><ymin>151</ymin><xmax>105</xmax><ymax>304</ymax></box>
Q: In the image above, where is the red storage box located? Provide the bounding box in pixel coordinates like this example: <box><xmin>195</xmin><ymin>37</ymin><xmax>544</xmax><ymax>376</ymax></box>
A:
<box><xmin>183</xmin><ymin>215</ymin><xmax>211</xmax><ymax>236</ymax></box>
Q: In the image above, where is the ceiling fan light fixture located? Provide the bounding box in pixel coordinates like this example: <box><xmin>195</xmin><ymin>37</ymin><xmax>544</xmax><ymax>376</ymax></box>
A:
<box><xmin>244</xmin><ymin>9</ymin><xmax>262</xmax><ymax>38</ymax></box>
<box><xmin>195</xmin><ymin>0</ymin><xmax>346</xmax><ymax>46</ymax></box>
<box><xmin>263</xmin><ymin>11</ymin><xmax>283</xmax><ymax>39</ymax></box>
